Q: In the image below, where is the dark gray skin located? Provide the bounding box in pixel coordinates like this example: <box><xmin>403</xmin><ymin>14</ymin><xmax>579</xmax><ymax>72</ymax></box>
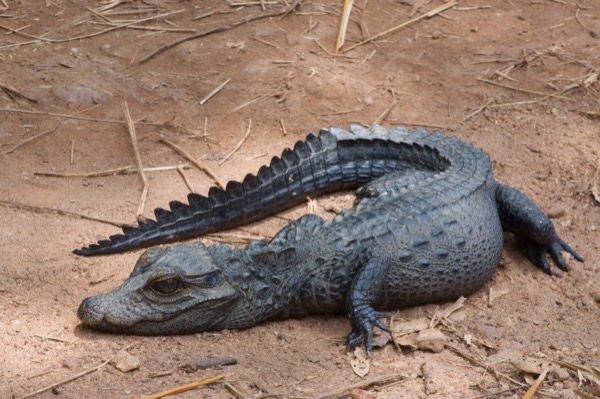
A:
<box><xmin>77</xmin><ymin>125</ymin><xmax>583</xmax><ymax>354</ymax></box>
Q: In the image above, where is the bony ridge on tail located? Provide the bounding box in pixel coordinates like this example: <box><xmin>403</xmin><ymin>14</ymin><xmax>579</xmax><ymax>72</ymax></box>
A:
<box><xmin>76</xmin><ymin>125</ymin><xmax>583</xmax><ymax>355</ymax></box>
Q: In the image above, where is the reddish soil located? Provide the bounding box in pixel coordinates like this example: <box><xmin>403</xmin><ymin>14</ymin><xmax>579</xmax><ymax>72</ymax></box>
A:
<box><xmin>0</xmin><ymin>1</ymin><xmax>598</xmax><ymax>398</ymax></box>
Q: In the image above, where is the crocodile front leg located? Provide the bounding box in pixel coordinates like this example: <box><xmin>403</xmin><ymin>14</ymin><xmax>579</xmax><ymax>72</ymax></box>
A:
<box><xmin>494</xmin><ymin>183</ymin><xmax>584</xmax><ymax>273</ymax></box>
<box><xmin>345</xmin><ymin>256</ymin><xmax>392</xmax><ymax>356</ymax></box>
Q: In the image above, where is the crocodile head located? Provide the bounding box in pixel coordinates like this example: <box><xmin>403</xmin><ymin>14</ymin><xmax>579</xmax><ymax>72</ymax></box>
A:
<box><xmin>77</xmin><ymin>243</ymin><xmax>239</xmax><ymax>335</ymax></box>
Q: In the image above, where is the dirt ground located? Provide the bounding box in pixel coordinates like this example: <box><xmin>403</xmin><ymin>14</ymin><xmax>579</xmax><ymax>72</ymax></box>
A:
<box><xmin>0</xmin><ymin>0</ymin><xmax>599</xmax><ymax>398</ymax></box>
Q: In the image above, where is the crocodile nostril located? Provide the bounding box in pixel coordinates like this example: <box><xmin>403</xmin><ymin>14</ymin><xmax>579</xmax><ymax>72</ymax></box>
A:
<box><xmin>77</xmin><ymin>297</ymin><xmax>94</xmax><ymax>321</ymax></box>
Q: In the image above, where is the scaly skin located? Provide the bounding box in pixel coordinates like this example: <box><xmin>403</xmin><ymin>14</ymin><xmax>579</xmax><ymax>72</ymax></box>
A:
<box><xmin>77</xmin><ymin>125</ymin><xmax>583</xmax><ymax>354</ymax></box>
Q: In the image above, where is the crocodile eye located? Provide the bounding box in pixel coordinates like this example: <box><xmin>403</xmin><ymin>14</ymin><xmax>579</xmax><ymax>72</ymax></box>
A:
<box><xmin>151</xmin><ymin>278</ymin><xmax>182</xmax><ymax>295</ymax></box>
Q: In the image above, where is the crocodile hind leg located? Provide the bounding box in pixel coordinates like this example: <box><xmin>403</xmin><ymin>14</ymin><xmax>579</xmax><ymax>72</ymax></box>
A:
<box><xmin>345</xmin><ymin>256</ymin><xmax>392</xmax><ymax>356</ymax></box>
<box><xmin>494</xmin><ymin>183</ymin><xmax>584</xmax><ymax>273</ymax></box>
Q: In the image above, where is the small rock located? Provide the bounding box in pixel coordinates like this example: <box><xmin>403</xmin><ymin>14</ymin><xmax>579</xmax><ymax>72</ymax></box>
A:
<box><xmin>7</xmin><ymin>320</ymin><xmax>23</xmax><ymax>336</ymax></box>
<box><xmin>62</xmin><ymin>357</ymin><xmax>85</xmax><ymax>369</ymax></box>
<box><xmin>448</xmin><ymin>310</ymin><xmax>466</xmax><ymax>323</ymax></box>
<box><xmin>351</xmin><ymin>388</ymin><xmax>377</xmax><ymax>399</ymax></box>
<box><xmin>396</xmin><ymin>332</ymin><xmax>418</xmax><ymax>349</ymax></box>
<box><xmin>510</xmin><ymin>356</ymin><xmax>550</xmax><ymax>375</ymax></box>
<box><xmin>112</xmin><ymin>351</ymin><xmax>140</xmax><ymax>373</ymax></box>
<box><xmin>482</xmin><ymin>324</ymin><xmax>505</xmax><ymax>340</ymax></box>
<box><xmin>371</xmin><ymin>330</ymin><xmax>391</xmax><ymax>348</ymax></box>
<box><xmin>552</xmin><ymin>367</ymin><xmax>570</xmax><ymax>381</ymax></box>
<box><xmin>422</xmin><ymin>361</ymin><xmax>440</xmax><ymax>394</ymax></box>
<box><xmin>416</xmin><ymin>328</ymin><xmax>448</xmax><ymax>353</ymax></box>
<box><xmin>547</xmin><ymin>208</ymin><xmax>566</xmax><ymax>218</ymax></box>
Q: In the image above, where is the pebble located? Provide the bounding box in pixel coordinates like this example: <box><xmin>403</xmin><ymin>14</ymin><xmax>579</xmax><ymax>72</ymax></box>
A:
<box><xmin>62</xmin><ymin>357</ymin><xmax>85</xmax><ymax>369</ymax></box>
<box><xmin>552</xmin><ymin>367</ymin><xmax>570</xmax><ymax>381</ymax></box>
<box><xmin>422</xmin><ymin>362</ymin><xmax>440</xmax><ymax>395</ymax></box>
<box><xmin>483</xmin><ymin>324</ymin><xmax>505</xmax><ymax>340</ymax></box>
<box><xmin>7</xmin><ymin>320</ymin><xmax>23</xmax><ymax>336</ymax></box>
<box><xmin>416</xmin><ymin>328</ymin><xmax>448</xmax><ymax>353</ymax></box>
<box><xmin>111</xmin><ymin>351</ymin><xmax>140</xmax><ymax>373</ymax></box>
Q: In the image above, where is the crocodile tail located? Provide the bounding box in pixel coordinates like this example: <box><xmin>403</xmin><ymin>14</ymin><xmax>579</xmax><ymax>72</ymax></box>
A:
<box><xmin>74</xmin><ymin>131</ymin><xmax>359</xmax><ymax>256</ymax></box>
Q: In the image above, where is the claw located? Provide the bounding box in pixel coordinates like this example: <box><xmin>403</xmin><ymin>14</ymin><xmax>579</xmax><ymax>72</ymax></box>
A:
<box><xmin>522</xmin><ymin>236</ymin><xmax>583</xmax><ymax>275</ymax></box>
<box><xmin>346</xmin><ymin>308</ymin><xmax>391</xmax><ymax>356</ymax></box>
<box><xmin>557</xmin><ymin>237</ymin><xmax>584</xmax><ymax>262</ymax></box>
<box><xmin>548</xmin><ymin>243</ymin><xmax>569</xmax><ymax>271</ymax></box>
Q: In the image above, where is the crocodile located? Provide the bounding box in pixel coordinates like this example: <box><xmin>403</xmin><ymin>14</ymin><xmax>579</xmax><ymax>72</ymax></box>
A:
<box><xmin>76</xmin><ymin>125</ymin><xmax>583</xmax><ymax>354</ymax></box>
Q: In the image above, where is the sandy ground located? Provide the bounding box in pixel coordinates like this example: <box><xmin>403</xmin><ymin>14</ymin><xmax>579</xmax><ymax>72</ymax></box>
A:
<box><xmin>0</xmin><ymin>1</ymin><xmax>599</xmax><ymax>398</ymax></box>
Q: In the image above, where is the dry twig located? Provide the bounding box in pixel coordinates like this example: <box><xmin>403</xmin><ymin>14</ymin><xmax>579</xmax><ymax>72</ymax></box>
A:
<box><xmin>160</xmin><ymin>138</ymin><xmax>226</xmax><ymax>189</ymax></box>
<box><xmin>122</xmin><ymin>102</ymin><xmax>148</xmax><ymax>218</ymax></box>
<box><xmin>0</xmin><ymin>107</ymin><xmax>167</xmax><ymax>125</ymax></box>
<box><xmin>200</xmin><ymin>78</ymin><xmax>231</xmax><ymax>105</ymax></box>
<box><xmin>1</xmin><ymin>119</ymin><xmax>64</xmax><ymax>156</ymax></box>
<box><xmin>177</xmin><ymin>165</ymin><xmax>196</xmax><ymax>193</ymax></box>
<box><xmin>34</xmin><ymin>164</ymin><xmax>190</xmax><ymax>178</ymax></box>
<box><xmin>219</xmin><ymin>119</ymin><xmax>252</xmax><ymax>165</ymax></box>
<box><xmin>372</xmin><ymin>101</ymin><xmax>397</xmax><ymax>125</ymax></box>
<box><xmin>312</xmin><ymin>372</ymin><xmax>406</xmax><ymax>399</ymax></box>
<box><xmin>342</xmin><ymin>1</ymin><xmax>457</xmax><ymax>53</ymax></box>
<box><xmin>138</xmin><ymin>0</ymin><xmax>302</xmax><ymax>64</ymax></box>
<box><xmin>463</xmin><ymin>99</ymin><xmax>494</xmax><ymax>121</ymax></box>
<box><xmin>0</xmin><ymin>199</ymin><xmax>129</xmax><ymax>227</ymax></box>
<box><xmin>521</xmin><ymin>366</ymin><xmax>549</xmax><ymax>399</ymax></box>
<box><xmin>477</xmin><ymin>78</ymin><xmax>575</xmax><ymax>101</ymax></box>
<box><xmin>137</xmin><ymin>375</ymin><xmax>225</xmax><ymax>399</ymax></box>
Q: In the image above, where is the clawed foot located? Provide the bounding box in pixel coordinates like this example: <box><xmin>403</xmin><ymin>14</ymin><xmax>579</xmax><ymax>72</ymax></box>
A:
<box><xmin>523</xmin><ymin>237</ymin><xmax>584</xmax><ymax>274</ymax></box>
<box><xmin>346</xmin><ymin>305</ymin><xmax>391</xmax><ymax>356</ymax></box>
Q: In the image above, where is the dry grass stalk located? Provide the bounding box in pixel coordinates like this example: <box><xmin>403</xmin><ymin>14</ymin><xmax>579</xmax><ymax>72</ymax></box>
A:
<box><xmin>34</xmin><ymin>164</ymin><xmax>190</xmax><ymax>178</ymax></box>
<box><xmin>0</xmin><ymin>107</ymin><xmax>166</xmax><ymax>125</ymax></box>
<box><xmin>138</xmin><ymin>0</ymin><xmax>302</xmax><ymax>64</ymax></box>
<box><xmin>280</xmin><ymin>118</ymin><xmax>287</xmax><ymax>135</ymax></box>
<box><xmin>137</xmin><ymin>375</ymin><xmax>225</xmax><ymax>399</ymax></box>
<box><xmin>200</xmin><ymin>78</ymin><xmax>231</xmax><ymax>105</ymax></box>
<box><xmin>69</xmin><ymin>139</ymin><xmax>75</xmax><ymax>164</ymax></box>
<box><xmin>252</xmin><ymin>34</ymin><xmax>278</xmax><ymax>48</ymax></box>
<box><xmin>1</xmin><ymin>120</ymin><xmax>63</xmax><ymax>156</ymax></box>
<box><xmin>477</xmin><ymin>78</ymin><xmax>575</xmax><ymax>101</ymax></box>
<box><xmin>177</xmin><ymin>165</ymin><xmax>196</xmax><ymax>193</ymax></box>
<box><xmin>521</xmin><ymin>366</ymin><xmax>549</xmax><ymax>399</ymax></box>
<box><xmin>160</xmin><ymin>138</ymin><xmax>226</xmax><ymax>189</ymax></box>
<box><xmin>219</xmin><ymin>119</ymin><xmax>253</xmax><ymax>165</ymax></box>
<box><xmin>463</xmin><ymin>99</ymin><xmax>494</xmax><ymax>121</ymax></box>
<box><xmin>193</xmin><ymin>8</ymin><xmax>226</xmax><ymax>21</ymax></box>
<box><xmin>0</xmin><ymin>199</ymin><xmax>129</xmax><ymax>227</ymax></box>
<box><xmin>335</xmin><ymin>0</ymin><xmax>354</xmax><ymax>53</ymax></box>
<box><xmin>372</xmin><ymin>101</ymin><xmax>397</xmax><ymax>125</ymax></box>
<box><xmin>342</xmin><ymin>0</ymin><xmax>457</xmax><ymax>53</ymax></box>
<box><xmin>0</xmin><ymin>82</ymin><xmax>37</xmax><ymax>103</ymax></box>
<box><xmin>312</xmin><ymin>372</ymin><xmax>406</xmax><ymax>399</ymax></box>
<box><xmin>122</xmin><ymin>102</ymin><xmax>148</xmax><ymax>218</ymax></box>
<box><xmin>231</xmin><ymin>95</ymin><xmax>265</xmax><ymax>112</ymax></box>
<box><xmin>223</xmin><ymin>382</ymin><xmax>248</xmax><ymax>399</ymax></box>
<box><xmin>229</xmin><ymin>1</ymin><xmax>278</xmax><ymax>6</ymax></box>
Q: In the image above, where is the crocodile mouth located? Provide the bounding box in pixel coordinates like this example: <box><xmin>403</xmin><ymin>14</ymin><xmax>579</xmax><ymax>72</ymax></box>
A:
<box><xmin>78</xmin><ymin>295</ymin><xmax>184</xmax><ymax>332</ymax></box>
<box><xmin>77</xmin><ymin>294</ymin><xmax>233</xmax><ymax>335</ymax></box>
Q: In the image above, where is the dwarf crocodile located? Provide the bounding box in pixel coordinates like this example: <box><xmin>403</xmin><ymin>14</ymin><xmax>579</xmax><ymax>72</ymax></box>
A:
<box><xmin>76</xmin><ymin>125</ymin><xmax>583</xmax><ymax>354</ymax></box>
